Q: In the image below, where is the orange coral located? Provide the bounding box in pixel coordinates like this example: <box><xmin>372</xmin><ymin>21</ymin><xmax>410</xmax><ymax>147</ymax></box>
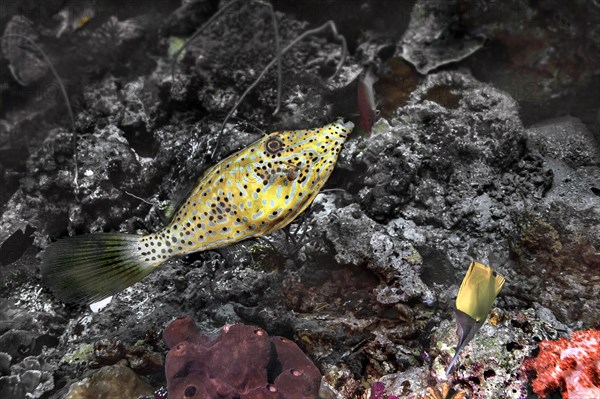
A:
<box><xmin>423</xmin><ymin>382</ymin><xmax>467</xmax><ymax>399</ymax></box>
<box><xmin>523</xmin><ymin>329</ymin><xmax>600</xmax><ymax>399</ymax></box>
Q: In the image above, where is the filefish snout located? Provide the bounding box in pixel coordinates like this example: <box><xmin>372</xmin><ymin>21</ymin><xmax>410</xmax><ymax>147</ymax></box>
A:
<box><xmin>336</xmin><ymin>120</ymin><xmax>354</xmax><ymax>136</ymax></box>
<box><xmin>270</xmin><ymin>119</ymin><xmax>352</xmax><ymax>185</ymax></box>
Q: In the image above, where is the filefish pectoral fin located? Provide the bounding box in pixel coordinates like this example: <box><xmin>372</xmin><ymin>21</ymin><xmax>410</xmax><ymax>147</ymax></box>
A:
<box><xmin>260</xmin><ymin>190</ymin><xmax>314</xmax><ymax>237</ymax></box>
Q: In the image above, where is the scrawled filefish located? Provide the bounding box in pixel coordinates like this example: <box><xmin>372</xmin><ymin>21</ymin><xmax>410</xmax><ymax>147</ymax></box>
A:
<box><xmin>42</xmin><ymin>120</ymin><xmax>354</xmax><ymax>304</ymax></box>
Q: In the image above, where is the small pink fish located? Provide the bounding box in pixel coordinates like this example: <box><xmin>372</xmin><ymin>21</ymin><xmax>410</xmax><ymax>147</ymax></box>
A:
<box><xmin>357</xmin><ymin>65</ymin><xmax>379</xmax><ymax>134</ymax></box>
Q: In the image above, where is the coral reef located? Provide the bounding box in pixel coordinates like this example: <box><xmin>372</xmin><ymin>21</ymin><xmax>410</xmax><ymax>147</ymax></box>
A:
<box><xmin>523</xmin><ymin>329</ymin><xmax>600</xmax><ymax>399</ymax></box>
<box><xmin>366</xmin><ymin>309</ymin><xmax>558</xmax><ymax>399</ymax></box>
<box><xmin>0</xmin><ymin>1</ymin><xmax>599</xmax><ymax>398</ymax></box>
<box><xmin>510</xmin><ymin>114</ymin><xmax>600</xmax><ymax>329</ymax></box>
<box><xmin>163</xmin><ymin>316</ymin><xmax>321</xmax><ymax>398</ymax></box>
<box><xmin>369</xmin><ymin>380</ymin><xmax>467</xmax><ymax>399</ymax></box>
<box><xmin>64</xmin><ymin>364</ymin><xmax>155</xmax><ymax>399</ymax></box>
<box><xmin>398</xmin><ymin>0</ymin><xmax>485</xmax><ymax>74</ymax></box>
<box><xmin>398</xmin><ymin>0</ymin><xmax>600</xmax><ymax>125</ymax></box>
<box><xmin>0</xmin><ymin>357</ymin><xmax>54</xmax><ymax>399</ymax></box>
<box><xmin>90</xmin><ymin>338</ymin><xmax>164</xmax><ymax>375</ymax></box>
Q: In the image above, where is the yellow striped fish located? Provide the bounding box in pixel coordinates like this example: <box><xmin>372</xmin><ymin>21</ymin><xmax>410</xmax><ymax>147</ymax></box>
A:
<box><xmin>42</xmin><ymin>120</ymin><xmax>354</xmax><ymax>304</ymax></box>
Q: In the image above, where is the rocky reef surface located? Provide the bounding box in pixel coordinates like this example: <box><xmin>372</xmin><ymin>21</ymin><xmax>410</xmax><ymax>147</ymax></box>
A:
<box><xmin>1</xmin><ymin>1</ymin><xmax>599</xmax><ymax>398</ymax></box>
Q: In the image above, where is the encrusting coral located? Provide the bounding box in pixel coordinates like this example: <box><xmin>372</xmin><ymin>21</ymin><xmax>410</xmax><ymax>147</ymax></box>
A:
<box><xmin>368</xmin><ymin>381</ymin><xmax>397</xmax><ymax>399</ymax></box>
<box><xmin>523</xmin><ymin>329</ymin><xmax>600</xmax><ymax>399</ymax></box>
<box><xmin>367</xmin><ymin>380</ymin><xmax>468</xmax><ymax>399</ymax></box>
<box><xmin>163</xmin><ymin>316</ymin><xmax>321</xmax><ymax>398</ymax></box>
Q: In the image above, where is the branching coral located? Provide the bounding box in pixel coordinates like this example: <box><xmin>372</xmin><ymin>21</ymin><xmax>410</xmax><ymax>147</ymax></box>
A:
<box><xmin>523</xmin><ymin>329</ymin><xmax>600</xmax><ymax>399</ymax></box>
<box><xmin>163</xmin><ymin>316</ymin><xmax>322</xmax><ymax>398</ymax></box>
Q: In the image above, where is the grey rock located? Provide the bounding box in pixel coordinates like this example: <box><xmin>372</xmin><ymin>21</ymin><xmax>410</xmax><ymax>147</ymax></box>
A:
<box><xmin>0</xmin><ymin>330</ymin><xmax>37</xmax><ymax>359</ymax></box>
<box><xmin>309</xmin><ymin>204</ymin><xmax>434</xmax><ymax>306</ymax></box>
<box><xmin>533</xmin><ymin>303</ymin><xmax>569</xmax><ymax>332</ymax></box>
<box><xmin>161</xmin><ymin>0</ymin><xmax>217</xmax><ymax>37</ymax></box>
<box><xmin>0</xmin><ymin>353</ymin><xmax>11</xmax><ymax>376</ymax></box>
<box><xmin>510</xmin><ymin>202</ymin><xmax>600</xmax><ymax>328</ymax></box>
<box><xmin>0</xmin><ymin>375</ymin><xmax>25</xmax><ymax>399</ymax></box>
<box><xmin>398</xmin><ymin>0</ymin><xmax>485</xmax><ymax>74</ymax></box>
<box><xmin>526</xmin><ymin>116</ymin><xmax>600</xmax><ymax>167</ymax></box>
<box><xmin>12</xmin><ymin>357</ymin><xmax>41</xmax><ymax>372</ymax></box>
<box><xmin>339</xmin><ymin>71</ymin><xmax>551</xmax><ymax>225</ymax></box>
<box><xmin>1</xmin><ymin>15</ymin><xmax>48</xmax><ymax>86</ymax></box>
<box><xmin>508</xmin><ymin>118</ymin><xmax>600</xmax><ymax>327</ymax></box>
<box><xmin>0</xmin><ymin>300</ymin><xmax>36</xmax><ymax>334</ymax></box>
<box><xmin>19</xmin><ymin>369</ymin><xmax>54</xmax><ymax>398</ymax></box>
<box><xmin>0</xmin><ymin>356</ymin><xmax>54</xmax><ymax>399</ymax></box>
<box><xmin>212</xmin><ymin>265</ymin><xmax>272</xmax><ymax>307</ymax></box>
<box><xmin>544</xmin><ymin>160</ymin><xmax>600</xmax><ymax>212</ymax></box>
<box><xmin>335</xmin><ymin>71</ymin><xmax>552</xmax><ymax>290</ymax></box>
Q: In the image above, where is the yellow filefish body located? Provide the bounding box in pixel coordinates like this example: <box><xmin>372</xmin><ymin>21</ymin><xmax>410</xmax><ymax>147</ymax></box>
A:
<box><xmin>42</xmin><ymin>120</ymin><xmax>354</xmax><ymax>304</ymax></box>
<box><xmin>456</xmin><ymin>261</ymin><xmax>505</xmax><ymax>322</ymax></box>
<box><xmin>446</xmin><ymin>261</ymin><xmax>505</xmax><ymax>374</ymax></box>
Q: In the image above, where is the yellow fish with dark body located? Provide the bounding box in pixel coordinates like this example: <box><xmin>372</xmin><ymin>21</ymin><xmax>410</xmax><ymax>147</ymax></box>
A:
<box><xmin>446</xmin><ymin>261</ymin><xmax>505</xmax><ymax>374</ymax></box>
<box><xmin>42</xmin><ymin>120</ymin><xmax>354</xmax><ymax>304</ymax></box>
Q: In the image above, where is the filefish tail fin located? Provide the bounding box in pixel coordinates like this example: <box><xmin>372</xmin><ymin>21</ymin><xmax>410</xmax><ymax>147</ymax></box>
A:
<box><xmin>446</xmin><ymin>309</ymin><xmax>485</xmax><ymax>375</ymax></box>
<box><xmin>42</xmin><ymin>233</ymin><xmax>165</xmax><ymax>304</ymax></box>
<box><xmin>445</xmin><ymin>350</ymin><xmax>461</xmax><ymax>375</ymax></box>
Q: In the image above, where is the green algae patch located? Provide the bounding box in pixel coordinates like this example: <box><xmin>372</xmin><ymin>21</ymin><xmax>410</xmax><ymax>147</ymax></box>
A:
<box><xmin>62</xmin><ymin>343</ymin><xmax>94</xmax><ymax>364</ymax></box>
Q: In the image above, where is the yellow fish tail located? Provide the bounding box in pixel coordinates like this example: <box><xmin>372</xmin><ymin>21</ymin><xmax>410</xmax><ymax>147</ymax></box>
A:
<box><xmin>42</xmin><ymin>233</ymin><xmax>166</xmax><ymax>304</ymax></box>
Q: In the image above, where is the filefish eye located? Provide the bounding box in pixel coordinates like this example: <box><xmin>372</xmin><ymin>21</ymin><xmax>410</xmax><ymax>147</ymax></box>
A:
<box><xmin>265</xmin><ymin>137</ymin><xmax>284</xmax><ymax>154</ymax></box>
